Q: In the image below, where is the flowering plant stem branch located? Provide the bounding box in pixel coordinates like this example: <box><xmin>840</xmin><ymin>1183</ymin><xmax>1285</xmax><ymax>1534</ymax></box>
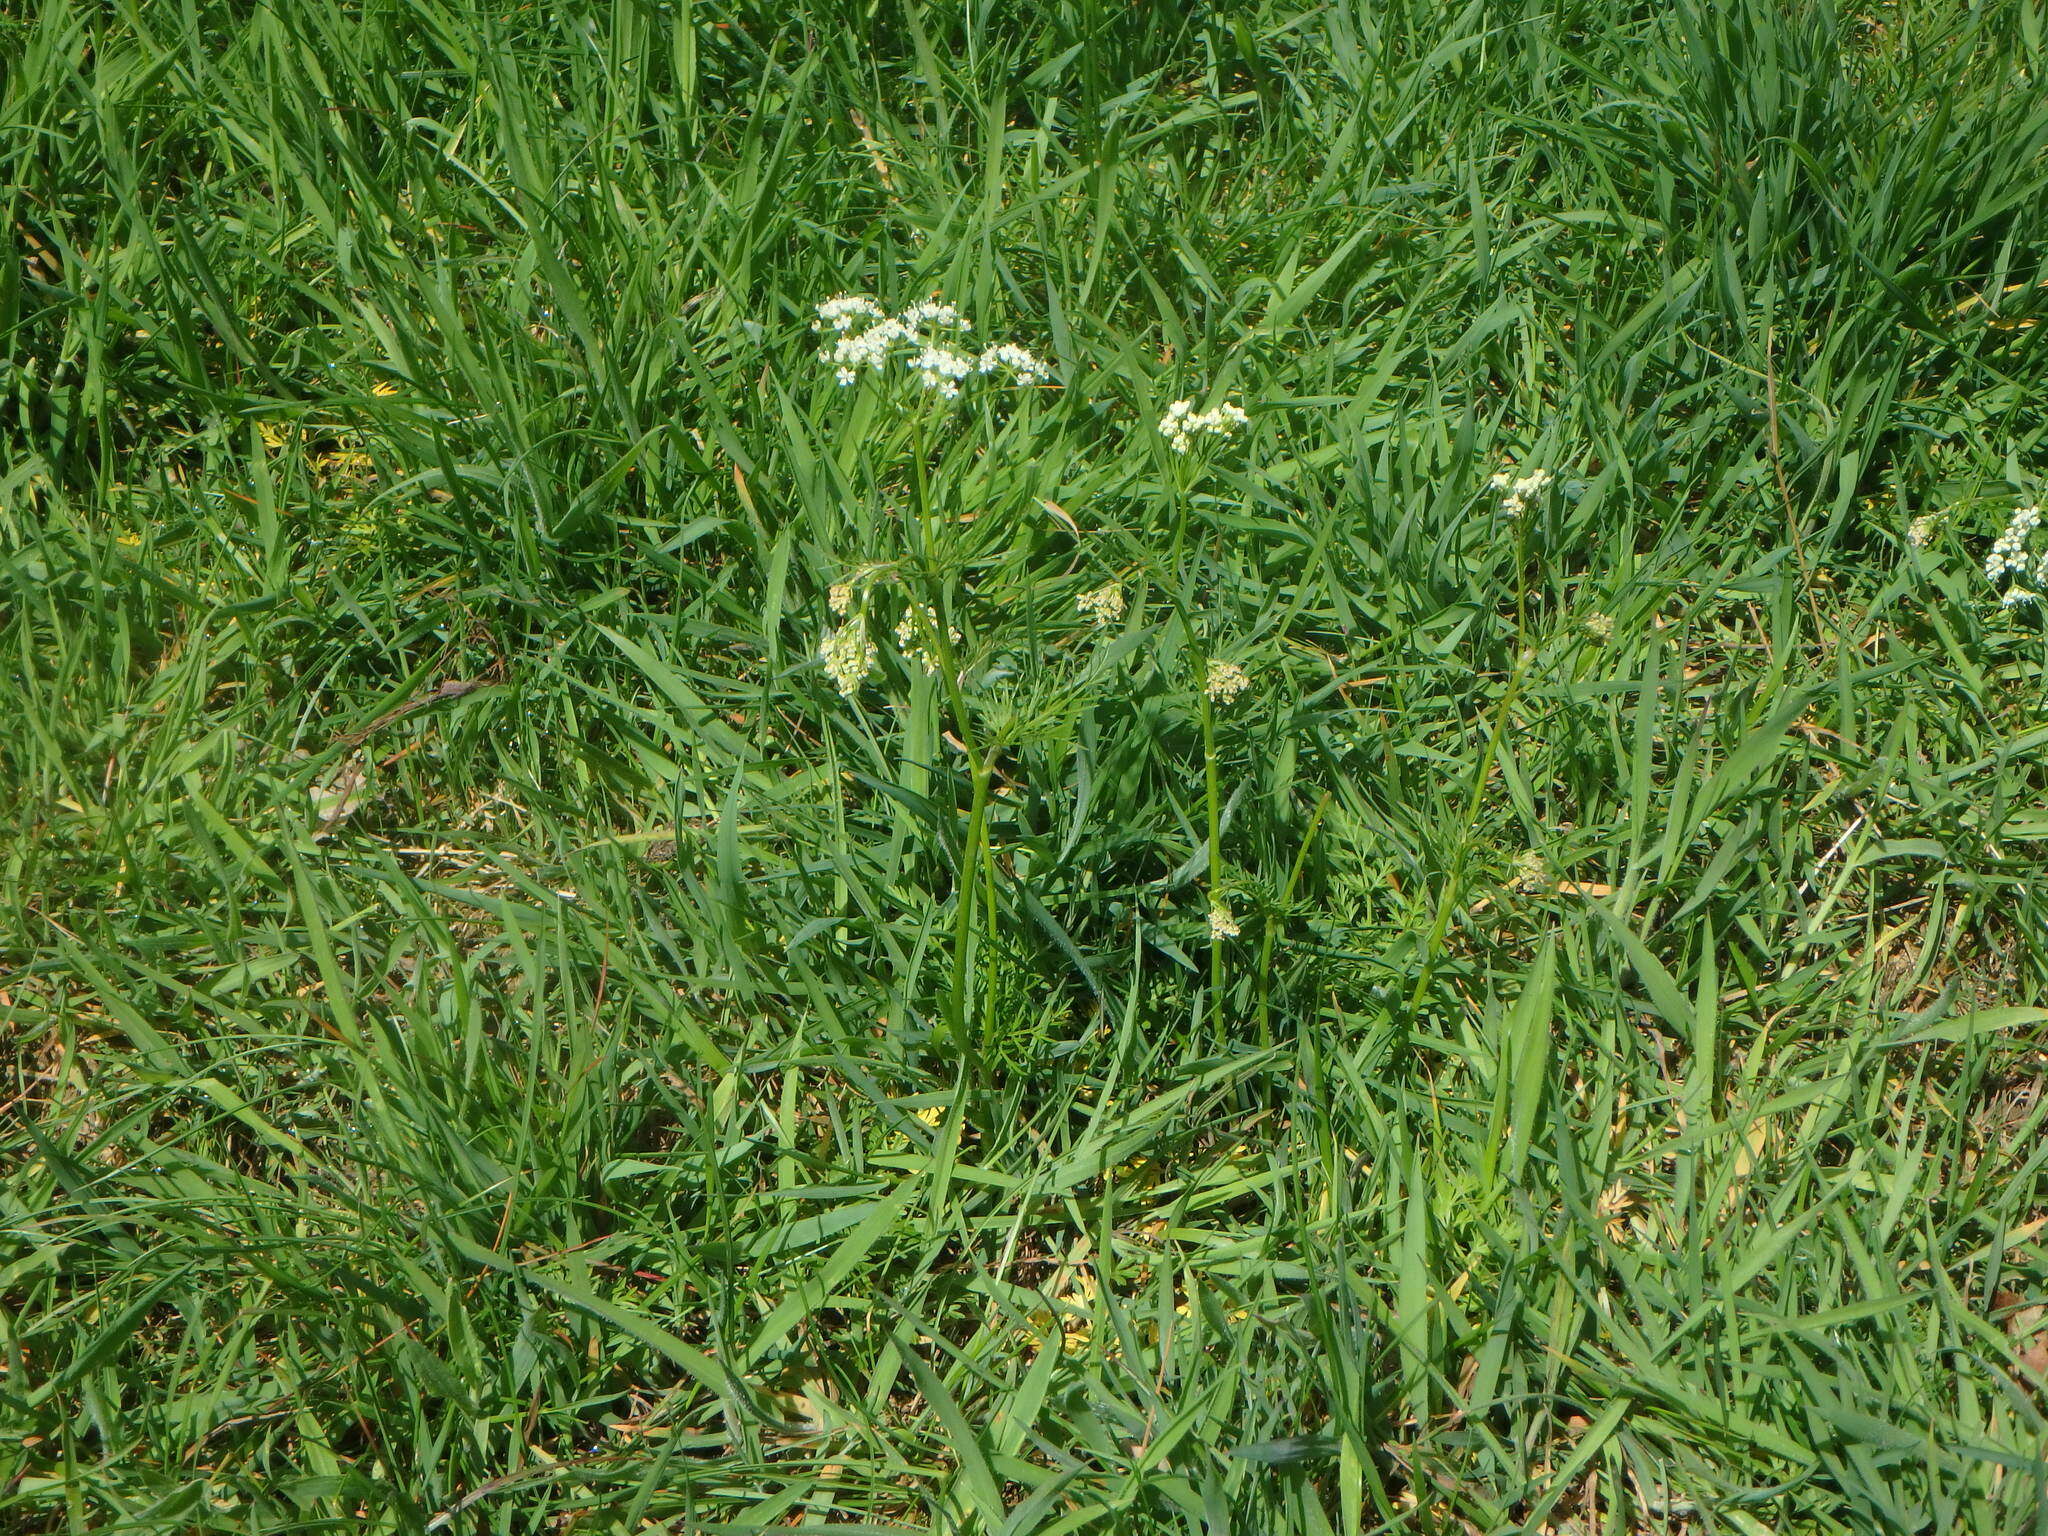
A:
<box><xmin>907</xmin><ymin>405</ymin><xmax>999</xmax><ymax>1076</ymax></box>
<box><xmin>1257</xmin><ymin>791</ymin><xmax>1330</xmax><ymax>1050</ymax></box>
<box><xmin>949</xmin><ymin>751</ymin><xmax>993</xmax><ymax>1071</ymax></box>
<box><xmin>1403</xmin><ymin>488</ymin><xmax>1541</xmax><ymax>1024</ymax></box>
<box><xmin>1200</xmin><ymin>683</ymin><xmax>1225</xmax><ymax>1036</ymax></box>
<box><xmin>1405</xmin><ymin>652</ymin><xmax>1533</xmax><ymax>1021</ymax></box>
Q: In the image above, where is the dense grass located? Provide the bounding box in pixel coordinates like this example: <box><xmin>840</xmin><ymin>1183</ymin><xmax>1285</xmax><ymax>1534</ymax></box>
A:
<box><xmin>7</xmin><ymin>0</ymin><xmax>2048</xmax><ymax>1529</ymax></box>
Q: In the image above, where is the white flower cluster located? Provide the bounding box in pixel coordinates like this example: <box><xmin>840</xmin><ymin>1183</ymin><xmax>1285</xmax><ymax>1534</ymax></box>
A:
<box><xmin>1207</xmin><ymin>899</ymin><xmax>1240</xmax><ymax>940</ymax></box>
<box><xmin>1986</xmin><ymin>503</ymin><xmax>2048</xmax><ymax>607</ymax></box>
<box><xmin>1077</xmin><ymin>582</ymin><xmax>1126</xmax><ymax>626</ymax></box>
<box><xmin>900</xmin><ymin>299</ymin><xmax>964</xmax><ymax>329</ymax></box>
<box><xmin>813</xmin><ymin>293</ymin><xmax>1048</xmax><ymax>397</ymax></box>
<box><xmin>977</xmin><ymin>343</ymin><xmax>1046</xmax><ymax>382</ymax></box>
<box><xmin>1205</xmin><ymin>659</ymin><xmax>1251</xmax><ymax>704</ymax></box>
<box><xmin>1489</xmin><ymin>465</ymin><xmax>1553</xmax><ymax>514</ymax></box>
<box><xmin>894</xmin><ymin>604</ymin><xmax>961</xmax><ymax>676</ymax></box>
<box><xmin>815</xmin><ymin>294</ymin><xmax>888</xmax><ymax>332</ymax></box>
<box><xmin>1985</xmin><ymin>503</ymin><xmax>2042</xmax><ymax>577</ymax></box>
<box><xmin>820</xmin><ymin>619</ymin><xmax>877</xmax><ymax>699</ymax></box>
<box><xmin>909</xmin><ymin>345</ymin><xmax>975</xmax><ymax>394</ymax></box>
<box><xmin>1907</xmin><ymin>514</ymin><xmax>1939</xmax><ymax>548</ymax></box>
<box><xmin>1159</xmin><ymin>399</ymin><xmax>1248</xmax><ymax>454</ymax></box>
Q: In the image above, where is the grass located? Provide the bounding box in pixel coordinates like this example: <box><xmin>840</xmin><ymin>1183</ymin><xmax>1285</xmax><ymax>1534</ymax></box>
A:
<box><xmin>6</xmin><ymin>0</ymin><xmax>2048</xmax><ymax>1529</ymax></box>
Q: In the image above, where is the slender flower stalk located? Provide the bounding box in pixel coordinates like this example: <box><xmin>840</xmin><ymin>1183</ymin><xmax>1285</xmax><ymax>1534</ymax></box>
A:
<box><xmin>1200</xmin><ymin>679</ymin><xmax>1226</xmax><ymax>1033</ymax></box>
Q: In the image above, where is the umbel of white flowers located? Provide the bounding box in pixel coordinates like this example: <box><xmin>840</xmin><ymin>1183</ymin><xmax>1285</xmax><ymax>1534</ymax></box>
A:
<box><xmin>1204</xmin><ymin>659</ymin><xmax>1251</xmax><ymax>704</ymax></box>
<box><xmin>819</xmin><ymin>618</ymin><xmax>878</xmax><ymax>699</ymax></box>
<box><xmin>1489</xmin><ymin>465</ymin><xmax>1552</xmax><ymax>514</ymax></box>
<box><xmin>813</xmin><ymin>294</ymin><xmax>1049</xmax><ymax>398</ymax></box>
<box><xmin>1985</xmin><ymin>502</ymin><xmax>2048</xmax><ymax>607</ymax></box>
<box><xmin>894</xmin><ymin>604</ymin><xmax>960</xmax><ymax>677</ymax></box>
<box><xmin>1159</xmin><ymin>399</ymin><xmax>1247</xmax><ymax>454</ymax></box>
<box><xmin>1077</xmin><ymin>582</ymin><xmax>1126</xmax><ymax>626</ymax></box>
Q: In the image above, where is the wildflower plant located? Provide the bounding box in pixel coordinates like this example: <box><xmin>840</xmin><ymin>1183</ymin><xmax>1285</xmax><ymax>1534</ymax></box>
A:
<box><xmin>804</xmin><ymin>285</ymin><xmax>1072</xmax><ymax>1071</ymax></box>
<box><xmin>29</xmin><ymin>8</ymin><xmax>2048</xmax><ymax>1526</ymax></box>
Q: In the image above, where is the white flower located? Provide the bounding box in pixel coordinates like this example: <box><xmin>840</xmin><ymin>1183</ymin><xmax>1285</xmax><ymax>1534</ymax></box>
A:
<box><xmin>1907</xmin><ymin>514</ymin><xmax>1939</xmax><ymax>548</ymax></box>
<box><xmin>894</xmin><ymin>604</ymin><xmax>960</xmax><ymax>675</ymax></box>
<box><xmin>815</xmin><ymin>292</ymin><xmax>1045</xmax><ymax>401</ymax></box>
<box><xmin>820</xmin><ymin>619</ymin><xmax>877</xmax><ymax>698</ymax></box>
<box><xmin>1582</xmin><ymin>611</ymin><xmax>1614</xmax><ymax>641</ymax></box>
<box><xmin>977</xmin><ymin>342</ymin><xmax>1047</xmax><ymax>385</ymax></box>
<box><xmin>900</xmin><ymin>299</ymin><xmax>968</xmax><ymax>331</ymax></box>
<box><xmin>1160</xmin><ymin>398</ymin><xmax>1248</xmax><ymax>454</ymax></box>
<box><xmin>1204</xmin><ymin>659</ymin><xmax>1250</xmax><ymax>704</ymax></box>
<box><xmin>829</xmin><ymin>581</ymin><xmax>856</xmax><ymax>616</ymax></box>
<box><xmin>1509</xmin><ymin>849</ymin><xmax>1546</xmax><ymax>892</ymax></box>
<box><xmin>814</xmin><ymin>294</ymin><xmax>888</xmax><ymax>333</ymax></box>
<box><xmin>1986</xmin><ymin>501</ymin><xmax>2048</xmax><ymax>611</ymax></box>
<box><xmin>1077</xmin><ymin>582</ymin><xmax>1126</xmax><ymax>626</ymax></box>
<box><xmin>1207</xmin><ymin>900</ymin><xmax>1240</xmax><ymax>940</ymax></box>
<box><xmin>1491</xmin><ymin>464</ymin><xmax>1553</xmax><ymax>514</ymax></box>
<box><xmin>1987</xmin><ymin>503</ymin><xmax>2043</xmax><ymax>581</ymax></box>
<box><xmin>908</xmin><ymin>345</ymin><xmax>976</xmax><ymax>398</ymax></box>
<box><xmin>826</xmin><ymin>314</ymin><xmax>911</xmax><ymax>382</ymax></box>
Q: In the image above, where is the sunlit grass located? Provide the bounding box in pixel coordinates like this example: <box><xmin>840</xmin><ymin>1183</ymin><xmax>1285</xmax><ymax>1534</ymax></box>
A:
<box><xmin>5</xmin><ymin>1</ymin><xmax>2048</xmax><ymax>1531</ymax></box>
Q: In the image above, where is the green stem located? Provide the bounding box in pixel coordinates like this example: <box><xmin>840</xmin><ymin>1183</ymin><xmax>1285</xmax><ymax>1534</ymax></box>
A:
<box><xmin>981</xmin><ymin>782</ymin><xmax>1003</xmax><ymax>1063</ymax></box>
<box><xmin>907</xmin><ymin>399</ymin><xmax>995</xmax><ymax>1071</ymax></box>
<box><xmin>949</xmin><ymin>754</ymin><xmax>992</xmax><ymax>1064</ymax></box>
<box><xmin>1257</xmin><ymin>790</ymin><xmax>1331</xmax><ymax>1049</ymax></box>
<box><xmin>1201</xmin><ymin>682</ymin><xmax>1224</xmax><ymax>1036</ymax></box>
<box><xmin>1405</xmin><ymin>485</ymin><xmax>1540</xmax><ymax>1020</ymax></box>
<box><xmin>1405</xmin><ymin>653</ymin><xmax>1532</xmax><ymax>1017</ymax></box>
<box><xmin>911</xmin><ymin>408</ymin><xmax>935</xmax><ymax>566</ymax></box>
<box><xmin>927</xmin><ymin>570</ymin><xmax>992</xmax><ymax>1078</ymax></box>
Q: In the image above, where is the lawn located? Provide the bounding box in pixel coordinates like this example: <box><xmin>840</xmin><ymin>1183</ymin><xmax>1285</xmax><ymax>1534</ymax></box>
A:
<box><xmin>6</xmin><ymin>0</ymin><xmax>2048</xmax><ymax>1530</ymax></box>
